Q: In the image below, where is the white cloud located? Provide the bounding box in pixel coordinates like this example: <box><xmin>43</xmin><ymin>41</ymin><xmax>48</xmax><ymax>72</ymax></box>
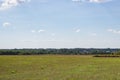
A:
<box><xmin>3</xmin><ymin>22</ymin><xmax>11</xmax><ymax>27</ymax></box>
<box><xmin>38</xmin><ymin>29</ymin><xmax>45</xmax><ymax>33</ymax></box>
<box><xmin>107</xmin><ymin>29</ymin><xmax>113</xmax><ymax>32</ymax></box>
<box><xmin>0</xmin><ymin>0</ymin><xmax>30</xmax><ymax>10</ymax></box>
<box><xmin>91</xmin><ymin>33</ymin><xmax>97</xmax><ymax>36</ymax></box>
<box><xmin>31</xmin><ymin>30</ymin><xmax>36</xmax><ymax>33</ymax></box>
<box><xmin>75</xmin><ymin>29</ymin><xmax>80</xmax><ymax>33</ymax></box>
<box><xmin>89</xmin><ymin>0</ymin><xmax>111</xmax><ymax>3</ymax></box>
<box><xmin>73</xmin><ymin>27</ymin><xmax>81</xmax><ymax>33</ymax></box>
<box><xmin>108</xmin><ymin>29</ymin><xmax>120</xmax><ymax>34</ymax></box>
<box><xmin>31</xmin><ymin>29</ymin><xmax>46</xmax><ymax>33</ymax></box>
<box><xmin>27</xmin><ymin>0</ymin><xmax>31</xmax><ymax>2</ymax></box>
<box><xmin>72</xmin><ymin>0</ymin><xmax>112</xmax><ymax>3</ymax></box>
<box><xmin>72</xmin><ymin>0</ymin><xmax>82</xmax><ymax>2</ymax></box>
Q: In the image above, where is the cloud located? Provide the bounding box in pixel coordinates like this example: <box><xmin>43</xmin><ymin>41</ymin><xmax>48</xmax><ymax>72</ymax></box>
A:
<box><xmin>31</xmin><ymin>30</ymin><xmax>36</xmax><ymax>33</ymax></box>
<box><xmin>3</xmin><ymin>22</ymin><xmax>11</xmax><ymax>27</ymax></box>
<box><xmin>91</xmin><ymin>33</ymin><xmax>97</xmax><ymax>36</ymax></box>
<box><xmin>75</xmin><ymin>29</ymin><xmax>80</xmax><ymax>33</ymax></box>
<box><xmin>89</xmin><ymin>0</ymin><xmax>112</xmax><ymax>3</ymax></box>
<box><xmin>73</xmin><ymin>27</ymin><xmax>81</xmax><ymax>33</ymax></box>
<box><xmin>38</xmin><ymin>29</ymin><xmax>45</xmax><ymax>33</ymax></box>
<box><xmin>31</xmin><ymin>29</ymin><xmax>46</xmax><ymax>33</ymax></box>
<box><xmin>72</xmin><ymin>0</ymin><xmax>112</xmax><ymax>3</ymax></box>
<box><xmin>0</xmin><ymin>0</ymin><xmax>30</xmax><ymax>10</ymax></box>
<box><xmin>72</xmin><ymin>0</ymin><xmax>82</xmax><ymax>2</ymax></box>
<box><xmin>108</xmin><ymin>29</ymin><xmax>120</xmax><ymax>34</ymax></box>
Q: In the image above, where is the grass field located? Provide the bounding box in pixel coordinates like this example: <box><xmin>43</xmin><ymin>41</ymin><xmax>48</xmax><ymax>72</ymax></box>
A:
<box><xmin>0</xmin><ymin>55</ymin><xmax>120</xmax><ymax>80</ymax></box>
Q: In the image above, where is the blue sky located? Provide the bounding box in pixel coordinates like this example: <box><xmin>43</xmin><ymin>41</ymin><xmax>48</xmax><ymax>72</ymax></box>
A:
<box><xmin>0</xmin><ymin>0</ymin><xmax>120</xmax><ymax>49</ymax></box>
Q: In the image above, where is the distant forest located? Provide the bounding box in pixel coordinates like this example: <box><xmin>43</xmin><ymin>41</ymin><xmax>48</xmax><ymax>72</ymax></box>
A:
<box><xmin>0</xmin><ymin>48</ymin><xmax>120</xmax><ymax>55</ymax></box>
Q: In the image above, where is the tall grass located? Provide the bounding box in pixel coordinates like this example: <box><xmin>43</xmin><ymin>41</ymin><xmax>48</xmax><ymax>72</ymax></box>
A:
<box><xmin>0</xmin><ymin>55</ymin><xmax>120</xmax><ymax>80</ymax></box>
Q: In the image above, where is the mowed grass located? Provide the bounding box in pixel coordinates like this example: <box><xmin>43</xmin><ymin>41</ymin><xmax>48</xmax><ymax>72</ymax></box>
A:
<box><xmin>0</xmin><ymin>55</ymin><xmax>120</xmax><ymax>80</ymax></box>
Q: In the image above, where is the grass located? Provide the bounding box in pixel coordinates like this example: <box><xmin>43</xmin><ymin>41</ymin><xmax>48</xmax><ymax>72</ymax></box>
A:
<box><xmin>0</xmin><ymin>55</ymin><xmax>120</xmax><ymax>80</ymax></box>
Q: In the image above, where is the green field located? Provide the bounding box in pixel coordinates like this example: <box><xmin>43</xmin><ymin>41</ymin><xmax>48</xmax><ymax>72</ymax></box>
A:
<box><xmin>0</xmin><ymin>55</ymin><xmax>120</xmax><ymax>80</ymax></box>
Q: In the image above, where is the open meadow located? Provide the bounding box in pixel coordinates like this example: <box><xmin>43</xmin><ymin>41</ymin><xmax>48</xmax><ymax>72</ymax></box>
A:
<box><xmin>0</xmin><ymin>55</ymin><xmax>120</xmax><ymax>80</ymax></box>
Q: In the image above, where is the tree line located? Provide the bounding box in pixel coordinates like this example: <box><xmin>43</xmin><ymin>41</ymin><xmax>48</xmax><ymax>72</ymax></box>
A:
<box><xmin>0</xmin><ymin>48</ymin><xmax>119</xmax><ymax>55</ymax></box>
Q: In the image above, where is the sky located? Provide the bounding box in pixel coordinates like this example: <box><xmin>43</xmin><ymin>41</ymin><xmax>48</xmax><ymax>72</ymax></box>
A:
<box><xmin>0</xmin><ymin>0</ymin><xmax>120</xmax><ymax>49</ymax></box>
